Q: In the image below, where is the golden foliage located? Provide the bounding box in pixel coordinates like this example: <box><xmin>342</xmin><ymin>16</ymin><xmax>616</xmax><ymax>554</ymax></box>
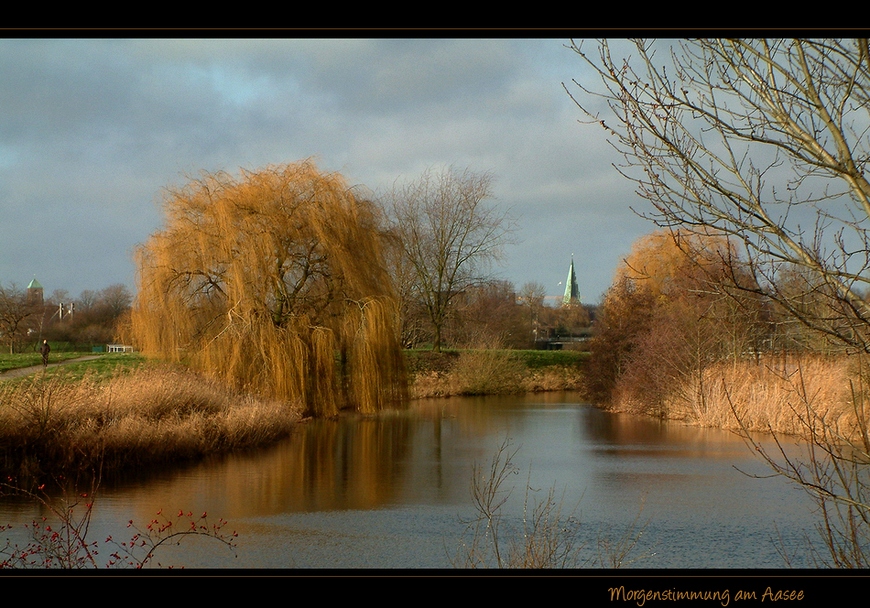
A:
<box><xmin>614</xmin><ymin>229</ymin><xmax>743</xmax><ymax>300</ymax></box>
<box><xmin>588</xmin><ymin>229</ymin><xmax>765</xmax><ymax>410</ymax></box>
<box><xmin>131</xmin><ymin>161</ymin><xmax>407</xmax><ymax>416</ymax></box>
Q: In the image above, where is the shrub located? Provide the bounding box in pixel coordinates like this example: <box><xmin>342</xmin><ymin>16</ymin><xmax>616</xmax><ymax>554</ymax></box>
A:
<box><xmin>450</xmin><ymin>350</ymin><xmax>526</xmax><ymax>396</ymax></box>
<box><xmin>1</xmin><ymin>482</ymin><xmax>236</xmax><ymax>569</ymax></box>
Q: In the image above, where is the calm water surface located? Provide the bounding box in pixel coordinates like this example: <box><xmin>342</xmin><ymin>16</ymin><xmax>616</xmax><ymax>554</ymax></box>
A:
<box><xmin>0</xmin><ymin>392</ymin><xmax>822</xmax><ymax>569</ymax></box>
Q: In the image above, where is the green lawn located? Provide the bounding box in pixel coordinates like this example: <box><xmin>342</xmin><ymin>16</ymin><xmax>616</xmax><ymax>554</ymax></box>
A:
<box><xmin>0</xmin><ymin>351</ymin><xmax>93</xmax><ymax>373</ymax></box>
<box><xmin>508</xmin><ymin>349</ymin><xmax>589</xmax><ymax>369</ymax></box>
<box><xmin>38</xmin><ymin>353</ymin><xmax>149</xmax><ymax>382</ymax></box>
<box><xmin>0</xmin><ymin>351</ymin><xmax>148</xmax><ymax>383</ymax></box>
<box><xmin>2</xmin><ymin>348</ymin><xmax>587</xmax><ymax>385</ymax></box>
<box><xmin>402</xmin><ymin>348</ymin><xmax>588</xmax><ymax>373</ymax></box>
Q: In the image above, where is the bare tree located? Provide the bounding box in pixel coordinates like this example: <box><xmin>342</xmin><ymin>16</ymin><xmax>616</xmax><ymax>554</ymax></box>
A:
<box><xmin>450</xmin><ymin>279</ymin><xmax>527</xmax><ymax>349</ymax></box>
<box><xmin>97</xmin><ymin>284</ymin><xmax>133</xmax><ymax>319</ymax></box>
<box><xmin>567</xmin><ymin>38</ymin><xmax>870</xmax><ymax>566</ymax></box>
<box><xmin>382</xmin><ymin>226</ymin><xmax>432</xmax><ymax>349</ymax></box>
<box><xmin>47</xmin><ymin>289</ymin><xmax>71</xmax><ymax>308</ymax></box>
<box><xmin>77</xmin><ymin>290</ymin><xmax>98</xmax><ymax>313</ymax></box>
<box><xmin>519</xmin><ymin>281</ymin><xmax>548</xmax><ymax>345</ymax></box>
<box><xmin>384</xmin><ymin>166</ymin><xmax>516</xmax><ymax>352</ymax></box>
<box><xmin>0</xmin><ymin>283</ymin><xmax>36</xmax><ymax>354</ymax></box>
<box><xmin>567</xmin><ymin>38</ymin><xmax>870</xmax><ymax>354</ymax></box>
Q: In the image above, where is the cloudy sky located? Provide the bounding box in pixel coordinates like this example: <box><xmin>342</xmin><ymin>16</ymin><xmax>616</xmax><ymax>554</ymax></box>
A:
<box><xmin>0</xmin><ymin>36</ymin><xmax>653</xmax><ymax>305</ymax></box>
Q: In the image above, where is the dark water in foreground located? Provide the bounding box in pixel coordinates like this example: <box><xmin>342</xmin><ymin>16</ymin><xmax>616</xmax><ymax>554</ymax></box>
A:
<box><xmin>1</xmin><ymin>391</ymin><xmax>823</xmax><ymax>569</ymax></box>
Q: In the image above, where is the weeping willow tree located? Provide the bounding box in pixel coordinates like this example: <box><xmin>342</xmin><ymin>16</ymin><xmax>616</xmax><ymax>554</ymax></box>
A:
<box><xmin>131</xmin><ymin>161</ymin><xmax>407</xmax><ymax>417</ymax></box>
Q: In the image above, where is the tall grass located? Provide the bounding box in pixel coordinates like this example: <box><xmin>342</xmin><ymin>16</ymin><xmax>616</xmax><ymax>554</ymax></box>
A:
<box><xmin>450</xmin><ymin>350</ymin><xmax>526</xmax><ymax>396</ymax></box>
<box><xmin>613</xmin><ymin>353</ymin><xmax>866</xmax><ymax>438</ymax></box>
<box><xmin>699</xmin><ymin>355</ymin><xmax>860</xmax><ymax>436</ymax></box>
<box><xmin>0</xmin><ymin>364</ymin><xmax>301</xmax><ymax>484</ymax></box>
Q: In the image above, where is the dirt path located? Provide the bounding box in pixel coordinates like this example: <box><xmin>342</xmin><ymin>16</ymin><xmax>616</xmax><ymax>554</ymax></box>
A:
<box><xmin>0</xmin><ymin>356</ymin><xmax>103</xmax><ymax>381</ymax></box>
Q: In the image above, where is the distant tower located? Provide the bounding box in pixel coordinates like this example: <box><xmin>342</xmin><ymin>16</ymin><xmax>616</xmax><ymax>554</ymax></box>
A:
<box><xmin>27</xmin><ymin>277</ymin><xmax>44</xmax><ymax>307</ymax></box>
<box><xmin>562</xmin><ymin>257</ymin><xmax>580</xmax><ymax>306</ymax></box>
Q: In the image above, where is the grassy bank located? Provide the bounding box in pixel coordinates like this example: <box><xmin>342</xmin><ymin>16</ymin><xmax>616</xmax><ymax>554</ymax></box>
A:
<box><xmin>0</xmin><ymin>348</ymin><xmax>585</xmax><ymax>483</ymax></box>
<box><xmin>0</xmin><ymin>361</ymin><xmax>301</xmax><ymax>484</ymax></box>
<box><xmin>406</xmin><ymin>349</ymin><xmax>587</xmax><ymax>399</ymax></box>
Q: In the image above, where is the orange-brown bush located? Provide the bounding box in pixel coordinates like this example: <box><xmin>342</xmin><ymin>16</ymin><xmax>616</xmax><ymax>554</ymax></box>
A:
<box><xmin>587</xmin><ymin>229</ymin><xmax>767</xmax><ymax>414</ymax></box>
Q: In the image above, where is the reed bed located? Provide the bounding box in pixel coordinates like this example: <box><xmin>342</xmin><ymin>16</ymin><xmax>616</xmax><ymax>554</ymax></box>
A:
<box><xmin>0</xmin><ymin>364</ymin><xmax>302</xmax><ymax>483</ymax></box>
<box><xmin>621</xmin><ymin>354</ymin><xmax>868</xmax><ymax>439</ymax></box>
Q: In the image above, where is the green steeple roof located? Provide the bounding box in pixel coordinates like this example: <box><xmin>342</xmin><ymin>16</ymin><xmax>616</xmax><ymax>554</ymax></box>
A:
<box><xmin>562</xmin><ymin>258</ymin><xmax>579</xmax><ymax>305</ymax></box>
<box><xmin>27</xmin><ymin>277</ymin><xmax>43</xmax><ymax>290</ymax></box>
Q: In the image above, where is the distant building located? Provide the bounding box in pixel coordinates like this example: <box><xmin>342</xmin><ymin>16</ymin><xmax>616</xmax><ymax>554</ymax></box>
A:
<box><xmin>26</xmin><ymin>277</ymin><xmax>44</xmax><ymax>307</ymax></box>
<box><xmin>107</xmin><ymin>344</ymin><xmax>135</xmax><ymax>353</ymax></box>
<box><xmin>562</xmin><ymin>257</ymin><xmax>580</xmax><ymax>306</ymax></box>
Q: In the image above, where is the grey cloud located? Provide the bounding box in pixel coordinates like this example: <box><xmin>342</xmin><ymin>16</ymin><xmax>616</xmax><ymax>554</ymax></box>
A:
<box><xmin>0</xmin><ymin>37</ymin><xmax>650</xmax><ymax>303</ymax></box>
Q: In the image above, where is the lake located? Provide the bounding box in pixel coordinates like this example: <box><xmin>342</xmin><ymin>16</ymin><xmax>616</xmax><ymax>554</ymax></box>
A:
<box><xmin>0</xmin><ymin>391</ymin><xmax>824</xmax><ymax>570</ymax></box>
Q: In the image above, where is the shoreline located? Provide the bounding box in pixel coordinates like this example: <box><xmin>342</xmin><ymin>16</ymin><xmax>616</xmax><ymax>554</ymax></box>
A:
<box><xmin>0</xmin><ymin>349</ymin><xmax>587</xmax><ymax>484</ymax></box>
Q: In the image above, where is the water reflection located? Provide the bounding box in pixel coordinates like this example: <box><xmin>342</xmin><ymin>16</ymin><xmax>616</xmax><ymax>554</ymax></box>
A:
<box><xmin>0</xmin><ymin>391</ymin><xmax>822</xmax><ymax>568</ymax></box>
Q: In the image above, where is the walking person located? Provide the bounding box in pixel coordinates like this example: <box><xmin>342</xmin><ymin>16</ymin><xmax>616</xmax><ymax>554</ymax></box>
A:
<box><xmin>40</xmin><ymin>339</ymin><xmax>50</xmax><ymax>368</ymax></box>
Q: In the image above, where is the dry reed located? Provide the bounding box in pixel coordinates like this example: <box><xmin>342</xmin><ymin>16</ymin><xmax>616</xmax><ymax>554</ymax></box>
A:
<box><xmin>0</xmin><ymin>365</ymin><xmax>301</xmax><ymax>482</ymax></box>
<box><xmin>612</xmin><ymin>353</ymin><xmax>867</xmax><ymax>439</ymax></box>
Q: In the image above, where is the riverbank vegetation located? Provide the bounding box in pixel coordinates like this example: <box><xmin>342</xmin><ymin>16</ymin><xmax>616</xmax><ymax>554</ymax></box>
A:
<box><xmin>407</xmin><ymin>349</ymin><xmax>586</xmax><ymax>398</ymax></box>
<box><xmin>0</xmin><ymin>361</ymin><xmax>301</xmax><ymax>484</ymax></box>
<box><xmin>584</xmin><ymin>229</ymin><xmax>870</xmax><ymax>455</ymax></box>
<box><xmin>0</xmin><ymin>347</ymin><xmax>584</xmax><ymax>483</ymax></box>
<box><xmin>571</xmin><ymin>38</ymin><xmax>870</xmax><ymax>567</ymax></box>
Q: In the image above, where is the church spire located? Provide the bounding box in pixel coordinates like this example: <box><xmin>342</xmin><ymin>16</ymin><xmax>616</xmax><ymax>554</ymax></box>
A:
<box><xmin>562</xmin><ymin>256</ymin><xmax>580</xmax><ymax>306</ymax></box>
<box><xmin>27</xmin><ymin>276</ymin><xmax>44</xmax><ymax>307</ymax></box>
